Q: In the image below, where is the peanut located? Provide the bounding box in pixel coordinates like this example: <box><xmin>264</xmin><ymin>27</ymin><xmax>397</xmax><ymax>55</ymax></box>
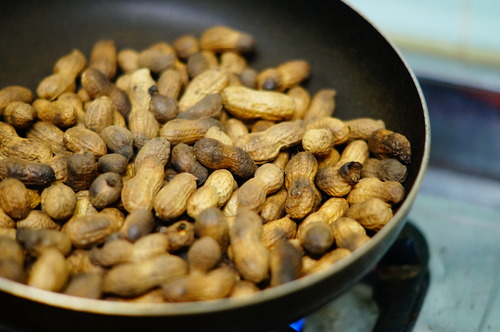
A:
<box><xmin>27</xmin><ymin>247</ymin><xmax>69</xmax><ymax>292</ymax></box>
<box><xmin>261</xmin><ymin>216</ymin><xmax>297</xmax><ymax>250</ymax></box>
<box><xmin>64</xmin><ymin>273</ymin><xmax>103</xmax><ymax>299</ymax></box>
<box><xmin>41</xmin><ymin>182</ymin><xmax>77</xmax><ymax>220</ymax></box>
<box><xmin>89</xmin><ymin>40</ymin><xmax>117</xmax><ymax>80</ymax></box>
<box><xmin>0</xmin><ymin>157</ymin><xmax>56</xmax><ymax>187</ymax></box>
<box><xmin>3</xmin><ymin>102</ymin><xmax>35</xmax><ymax>129</ymax></box>
<box><xmin>260</xmin><ymin>188</ymin><xmax>288</xmax><ymax>223</ymax></box>
<box><xmin>269</xmin><ymin>241</ymin><xmax>302</xmax><ymax>287</ymax></box>
<box><xmin>178</xmin><ymin>68</ymin><xmax>229</xmax><ymax>111</ymax></box>
<box><xmin>99</xmin><ymin>125</ymin><xmax>134</xmax><ymax>160</ymax></box>
<box><xmin>148</xmin><ymin>87</ymin><xmax>178</xmax><ymax>123</ymax></box>
<box><xmin>237</xmin><ymin>163</ymin><xmax>284</xmax><ymax>211</ymax></box>
<box><xmin>200</xmin><ymin>26</ymin><xmax>255</xmax><ymax>53</ymax></box>
<box><xmin>88</xmin><ymin>172</ymin><xmax>123</xmax><ymax>209</ymax></box>
<box><xmin>368</xmin><ymin>128</ymin><xmax>411</xmax><ymax>165</ymax></box>
<box><xmin>362</xmin><ymin>158</ymin><xmax>408</xmax><ymax>182</ymax></box>
<box><xmin>345</xmin><ymin>198</ymin><xmax>393</xmax><ymax>231</ymax></box>
<box><xmin>0</xmin><ymin>86</ymin><xmax>34</xmax><ymax>114</ymax></box>
<box><xmin>170</xmin><ymin>143</ymin><xmax>208</xmax><ymax>186</ymax></box>
<box><xmin>120</xmin><ymin>209</ymin><xmax>155</xmax><ymax>242</ymax></box>
<box><xmin>331</xmin><ymin>217</ymin><xmax>370</xmax><ymax>251</ymax></box>
<box><xmin>173</xmin><ymin>35</ymin><xmax>200</xmax><ymax>59</ymax></box>
<box><xmin>346</xmin><ymin>177</ymin><xmax>405</xmax><ymax>205</ymax></box>
<box><xmin>303</xmin><ymin>89</ymin><xmax>337</xmax><ymax>124</ymax></box>
<box><xmin>154</xmin><ymin>172</ymin><xmax>197</xmax><ymax>221</ymax></box>
<box><xmin>65</xmin><ymin>152</ymin><xmax>97</xmax><ymax>192</ymax></box>
<box><xmin>0</xmin><ymin>178</ymin><xmax>31</xmax><ymax>220</ymax></box>
<box><xmin>194</xmin><ymin>207</ymin><xmax>230</xmax><ymax>251</ymax></box>
<box><xmin>17</xmin><ymin>210</ymin><xmax>60</xmax><ymax>231</ymax></box>
<box><xmin>160</xmin><ymin>117</ymin><xmax>222</xmax><ymax>145</ymax></box>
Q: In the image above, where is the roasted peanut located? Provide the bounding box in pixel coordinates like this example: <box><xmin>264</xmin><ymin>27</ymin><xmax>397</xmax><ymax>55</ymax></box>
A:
<box><xmin>194</xmin><ymin>138</ymin><xmax>257</xmax><ymax>179</ymax></box>
<box><xmin>161</xmin><ymin>117</ymin><xmax>222</xmax><ymax>145</ymax></box>
<box><xmin>17</xmin><ymin>210</ymin><xmax>60</xmax><ymax>231</ymax></box>
<box><xmin>103</xmin><ymin>254</ymin><xmax>188</xmax><ymax>298</ymax></box>
<box><xmin>46</xmin><ymin>154</ymin><xmax>69</xmax><ymax>182</ymax></box>
<box><xmin>204</xmin><ymin>126</ymin><xmax>234</xmax><ymax>145</ymax></box>
<box><xmin>237</xmin><ymin>163</ymin><xmax>284</xmax><ymax>211</ymax></box>
<box><xmin>305</xmin><ymin>117</ymin><xmax>350</xmax><ymax>145</ymax></box>
<box><xmin>261</xmin><ymin>216</ymin><xmax>297</xmax><ymax>250</ymax></box>
<box><xmin>85</xmin><ymin>96</ymin><xmax>117</xmax><ymax>133</ymax></box>
<box><xmin>362</xmin><ymin>158</ymin><xmax>408</xmax><ymax>182</ymax></box>
<box><xmin>260</xmin><ymin>188</ymin><xmax>288</xmax><ymax>223</ymax></box>
<box><xmin>0</xmin><ymin>136</ymin><xmax>52</xmax><ymax>162</ymax></box>
<box><xmin>224</xmin><ymin>118</ymin><xmax>249</xmax><ymax>142</ymax></box>
<box><xmin>35</xmin><ymin>99</ymin><xmax>76</xmax><ymax>128</ymax></box>
<box><xmin>235</xmin><ymin>120</ymin><xmax>304</xmax><ymax>163</ymax></box>
<box><xmin>230</xmin><ymin>280</ymin><xmax>260</xmax><ymax>297</ymax></box>
<box><xmin>154</xmin><ymin>172</ymin><xmax>197</xmax><ymax>221</ymax></box>
<box><xmin>303</xmin><ymin>89</ymin><xmax>337</xmax><ymax>124</ymax></box>
<box><xmin>16</xmin><ymin>228</ymin><xmax>72</xmax><ymax>256</ymax></box>
<box><xmin>204</xmin><ymin>169</ymin><xmax>237</xmax><ymax>208</ymax></box>
<box><xmin>3</xmin><ymin>102</ymin><xmax>35</xmax><ymax>129</ymax></box>
<box><xmin>302</xmin><ymin>128</ymin><xmax>335</xmax><ymax>156</ymax></box>
<box><xmin>269</xmin><ymin>241</ymin><xmax>302</xmax><ymax>287</ymax></box>
<box><xmin>220</xmin><ymin>51</ymin><xmax>247</xmax><ymax>74</ymax></box>
<box><xmin>134</xmin><ymin>137</ymin><xmax>171</xmax><ymax>169</ymax></box>
<box><xmin>301</xmin><ymin>248</ymin><xmax>351</xmax><ymax>276</ymax></box>
<box><xmin>316</xmin><ymin>161</ymin><xmax>363</xmax><ymax>197</ymax></box>
<box><xmin>332</xmin><ymin>217</ymin><xmax>370</xmax><ymax>251</ymax></box>
<box><xmin>251</xmin><ymin>120</ymin><xmax>275</xmax><ymax>133</ymax></box>
<box><xmin>298</xmin><ymin>221</ymin><xmax>334</xmax><ymax>256</ymax></box>
<box><xmin>160</xmin><ymin>220</ymin><xmax>195</xmax><ymax>253</ymax></box>
<box><xmin>157</xmin><ymin>69</ymin><xmax>183</xmax><ymax>100</ymax></box>
<box><xmin>90</xmin><ymin>40</ymin><xmax>117</xmax><ymax>79</ymax></box>
<box><xmin>127</xmin><ymin>110</ymin><xmax>160</xmax><ymax>150</ymax></box>
<box><xmin>28</xmin><ymin>247</ymin><xmax>69</xmax><ymax>292</ymax></box>
<box><xmin>0</xmin><ymin>237</ymin><xmax>24</xmax><ymax>265</ymax></box>
<box><xmin>0</xmin><ymin>86</ymin><xmax>34</xmax><ymax>114</ymax></box>
<box><xmin>88</xmin><ymin>172</ymin><xmax>123</xmax><ymax>209</ymax></box>
<box><xmin>26</xmin><ymin>121</ymin><xmax>69</xmax><ymax>155</ymax></box>
<box><xmin>121</xmin><ymin>156</ymin><xmax>164</xmax><ymax>212</ymax></box>
<box><xmin>97</xmin><ymin>153</ymin><xmax>128</xmax><ymax>174</ymax></box>
<box><xmin>173</xmin><ymin>35</ymin><xmax>200</xmax><ymax>59</ymax></box>
<box><xmin>0</xmin><ymin>157</ymin><xmax>56</xmax><ymax>187</ymax></box>
<box><xmin>345</xmin><ymin>198</ymin><xmax>393</xmax><ymax>231</ymax></box>
<box><xmin>137</xmin><ymin>42</ymin><xmax>176</xmax><ymax>74</ymax></box>
<box><xmin>346</xmin><ymin>177</ymin><xmax>405</xmax><ymax>205</ymax></box>
<box><xmin>284</xmin><ymin>152</ymin><xmax>322</xmax><ymax>219</ymax></box>
<box><xmin>0</xmin><ymin>178</ymin><xmax>31</xmax><ymax>220</ymax></box>
<box><xmin>185</xmin><ymin>266</ymin><xmax>237</xmax><ymax>301</ymax></box>
<box><xmin>186</xmin><ymin>51</ymin><xmax>218</xmax><ymax>78</ymax></box>
<box><xmin>41</xmin><ymin>182</ymin><xmax>76</xmax><ymax>221</ymax></box>
<box><xmin>170</xmin><ymin>143</ymin><xmax>208</xmax><ymax>186</ymax></box>
<box><xmin>120</xmin><ymin>209</ymin><xmax>155</xmax><ymax>242</ymax></box>
<box><xmin>194</xmin><ymin>207</ymin><xmax>230</xmax><ymax>251</ymax></box>
<box><xmin>187</xmin><ymin>236</ymin><xmax>222</xmax><ymax>273</ymax></box>
<box><xmin>148</xmin><ymin>86</ymin><xmax>178</xmax><ymax>123</ymax></box>
<box><xmin>257</xmin><ymin>60</ymin><xmax>310</xmax><ymax>92</ymax></box>
<box><xmin>368</xmin><ymin>128</ymin><xmax>411</xmax><ymax>165</ymax></box>
<box><xmin>64</xmin><ymin>272</ymin><xmax>103</xmax><ymax>299</ymax></box>
<box><xmin>177</xmin><ymin>93</ymin><xmax>222</xmax><ymax>120</ymax></box>
<box><xmin>65</xmin><ymin>212</ymin><xmax>121</xmax><ymax>249</ymax></box>
<box><xmin>345</xmin><ymin>118</ymin><xmax>385</xmax><ymax>141</ymax></box>
<box><xmin>66</xmin><ymin>249</ymin><xmax>105</xmax><ymax>276</ymax></box>
<box><xmin>288</xmin><ymin>86</ymin><xmax>311</xmax><ymax>120</ymax></box>
<box><xmin>229</xmin><ymin>209</ymin><xmax>269</xmax><ymax>283</ymax></box>
<box><xmin>0</xmin><ymin>208</ymin><xmax>15</xmax><ymax>229</ymax></box>
<box><xmin>65</xmin><ymin>152</ymin><xmax>97</xmax><ymax>192</ymax></box>
<box><xmin>222</xmin><ymin>86</ymin><xmax>296</xmax><ymax>121</ymax></box>
<box><xmin>178</xmin><ymin>68</ymin><xmax>229</xmax><ymax>111</ymax></box>
<box><xmin>64</xmin><ymin>127</ymin><xmax>107</xmax><ymax>157</ymax></box>
<box><xmin>299</xmin><ymin>197</ymin><xmax>349</xmax><ymax>234</ymax></box>
<box><xmin>117</xmin><ymin>48</ymin><xmax>139</xmax><ymax>73</ymax></box>
<box><xmin>186</xmin><ymin>185</ymin><xmax>220</xmax><ymax>219</ymax></box>
<box><xmin>200</xmin><ymin>26</ymin><xmax>255</xmax><ymax>53</ymax></box>
<box><xmin>99</xmin><ymin>125</ymin><xmax>134</xmax><ymax>160</ymax></box>
<box><xmin>36</xmin><ymin>72</ymin><xmax>75</xmax><ymax>101</ymax></box>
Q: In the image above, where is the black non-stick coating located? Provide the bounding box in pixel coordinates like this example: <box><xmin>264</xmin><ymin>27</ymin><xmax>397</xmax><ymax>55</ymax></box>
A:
<box><xmin>0</xmin><ymin>1</ymin><xmax>429</xmax><ymax>331</ymax></box>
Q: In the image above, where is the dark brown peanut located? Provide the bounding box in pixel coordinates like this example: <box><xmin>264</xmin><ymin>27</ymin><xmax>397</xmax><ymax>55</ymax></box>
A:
<box><xmin>362</xmin><ymin>158</ymin><xmax>408</xmax><ymax>182</ymax></box>
<box><xmin>171</xmin><ymin>143</ymin><xmax>208</xmax><ymax>186</ymax></box>
<box><xmin>148</xmin><ymin>86</ymin><xmax>178</xmax><ymax>123</ymax></box>
<box><xmin>270</xmin><ymin>241</ymin><xmax>302</xmax><ymax>287</ymax></box>
<box><xmin>176</xmin><ymin>93</ymin><xmax>222</xmax><ymax>120</ymax></box>
<box><xmin>99</xmin><ymin>125</ymin><xmax>134</xmax><ymax>160</ymax></box>
<box><xmin>120</xmin><ymin>209</ymin><xmax>155</xmax><ymax>242</ymax></box>
<box><xmin>298</xmin><ymin>221</ymin><xmax>334</xmax><ymax>256</ymax></box>
<box><xmin>0</xmin><ymin>158</ymin><xmax>56</xmax><ymax>187</ymax></box>
<box><xmin>88</xmin><ymin>172</ymin><xmax>123</xmax><ymax>209</ymax></box>
<box><xmin>173</xmin><ymin>34</ymin><xmax>200</xmax><ymax>59</ymax></box>
<box><xmin>16</xmin><ymin>228</ymin><xmax>72</xmax><ymax>256</ymax></box>
<box><xmin>65</xmin><ymin>152</ymin><xmax>97</xmax><ymax>192</ymax></box>
<box><xmin>194</xmin><ymin>207</ymin><xmax>230</xmax><ymax>251</ymax></box>
<box><xmin>97</xmin><ymin>153</ymin><xmax>129</xmax><ymax>174</ymax></box>
<box><xmin>160</xmin><ymin>220</ymin><xmax>195</xmax><ymax>253</ymax></box>
<box><xmin>368</xmin><ymin>128</ymin><xmax>411</xmax><ymax>165</ymax></box>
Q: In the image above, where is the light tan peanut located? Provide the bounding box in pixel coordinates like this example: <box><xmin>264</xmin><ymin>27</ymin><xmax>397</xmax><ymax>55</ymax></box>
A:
<box><xmin>222</xmin><ymin>189</ymin><xmax>239</xmax><ymax>217</ymax></box>
<box><xmin>102</xmin><ymin>254</ymin><xmax>188</xmax><ymax>297</ymax></box>
<box><xmin>194</xmin><ymin>207</ymin><xmax>230</xmax><ymax>251</ymax></box>
<box><xmin>185</xmin><ymin>266</ymin><xmax>237</xmax><ymax>301</ymax></box>
<box><xmin>235</xmin><ymin>120</ymin><xmax>304</xmax><ymax>163</ymax></box>
<box><xmin>260</xmin><ymin>188</ymin><xmax>287</xmax><ymax>223</ymax></box>
<box><xmin>300</xmin><ymin>197</ymin><xmax>349</xmax><ymax>234</ymax></box>
<box><xmin>194</xmin><ymin>138</ymin><xmax>257</xmax><ymax>179</ymax></box>
<box><xmin>186</xmin><ymin>185</ymin><xmax>220</xmax><ymax>219</ymax></box>
<box><xmin>187</xmin><ymin>236</ymin><xmax>222</xmax><ymax>273</ymax></box>
<box><xmin>302</xmin><ymin>128</ymin><xmax>334</xmax><ymax>156</ymax></box>
<box><xmin>0</xmin><ymin>178</ymin><xmax>31</xmax><ymax>220</ymax></box>
<box><xmin>288</xmin><ymin>86</ymin><xmax>311</xmax><ymax>120</ymax></box>
<box><xmin>0</xmin><ymin>121</ymin><xmax>17</xmax><ymax>140</ymax></box>
<box><xmin>332</xmin><ymin>217</ymin><xmax>370</xmax><ymax>251</ymax></box>
<box><xmin>1</xmin><ymin>137</ymin><xmax>52</xmax><ymax>162</ymax></box>
<box><xmin>173</xmin><ymin>34</ymin><xmax>200</xmax><ymax>59</ymax></box>
<box><xmin>300</xmin><ymin>248</ymin><xmax>351</xmax><ymax>276</ymax></box>
<box><xmin>117</xmin><ymin>48</ymin><xmax>139</xmax><ymax>73</ymax></box>
<box><xmin>89</xmin><ymin>239</ymin><xmax>133</xmax><ymax>267</ymax></box>
<box><xmin>0</xmin><ymin>236</ymin><xmax>24</xmax><ymax>264</ymax></box>
<box><xmin>64</xmin><ymin>272</ymin><xmax>103</xmax><ymax>299</ymax></box>
<box><xmin>0</xmin><ymin>208</ymin><xmax>15</xmax><ymax>229</ymax></box>
<box><xmin>0</xmin><ymin>259</ymin><xmax>26</xmax><ymax>283</ymax></box>
<box><xmin>368</xmin><ymin>128</ymin><xmax>412</xmax><ymax>165</ymax></box>
<box><xmin>135</xmin><ymin>137</ymin><xmax>171</xmax><ymax>169</ymax></box>
<box><xmin>122</xmin><ymin>156</ymin><xmax>164</xmax><ymax>212</ymax></box>
<box><xmin>120</xmin><ymin>209</ymin><xmax>155</xmax><ymax>242</ymax></box>
<box><xmin>298</xmin><ymin>220</ymin><xmax>334</xmax><ymax>256</ymax></box>
<box><xmin>315</xmin><ymin>161</ymin><xmax>363</xmax><ymax>197</ymax></box>
<box><xmin>70</xmin><ymin>190</ymin><xmax>98</xmax><ymax>218</ymax></box>
<box><xmin>0</xmin><ymin>157</ymin><xmax>56</xmax><ymax>187</ymax></box>
<box><xmin>221</xmin><ymin>86</ymin><xmax>296</xmax><ymax>121</ymax></box>
<box><xmin>148</xmin><ymin>87</ymin><xmax>178</xmax><ymax>123</ymax></box>
<box><xmin>26</xmin><ymin>121</ymin><xmax>69</xmax><ymax>155</ymax></box>
<box><xmin>41</xmin><ymin>182</ymin><xmax>76</xmax><ymax>221</ymax></box>
<box><xmin>271</xmin><ymin>151</ymin><xmax>290</xmax><ymax>170</ymax></box>
<box><xmin>16</xmin><ymin>228</ymin><xmax>72</xmax><ymax>256</ymax></box>
<box><xmin>229</xmin><ymin>209</ymin><xmax>269</xmax><ymax>283</ymax></box>
<box><xmin>130</xmin><ymin>232</ymin><xmax>169</xmax><ymax>263</ymax></box>
<box><xmin>46</xmin><ymin>154</ymin><xmax>69</xmax><ymax>182</ymax></box>
<box><xmin>284</xmin><ymin>152</ymin><xmax>322</xmax><ymax>219</ymax></box>
<box><xmin>362</xmin><ymin>158</ymin><xmax>408</xmax><ymax>182</ymax></box>
<box><xmin>305</xmin><ymin>117</ymin><xmax>349</xmax><ymax>146</ymax></box>
<box><xmin>65</xmin><ymin>152</ymin><xmax>97</xmax><ymax>192</ymax></box>
<box><xmin>178</xmin><ymin>68</ymin><xmax>229</xmax><ymax>111</ymax></box>
<box><xmin>205</xmin><ymin>126</ymin><xmax>233</xmax><ymax>145</ymax></box>
<box><xmin>65</xmin><ymin>212</ymin><xmax>121</xmax><ymax>249</ymax></box>
<box><xmin>303</xmin><ymin>89</ymin><xmax>337</xmax><ymax>124</ymax></box>
<box><xmin>128</xmin><ymin>111</ymin><xmax>160</xmax><ymax>150</ymax></box>
<box><xmin>338</xmin><ymin>139</ymin><xmax>370</xmax><ymax>165</ymax></box>
<box><xmin>186</xmin><ymin>51</ymin><xmax>218</xmax><ymax>78</ymax></box>
<box><xmin>345</xmin><ymin>118</ymin><xmax>385</xmax><ymax>141</ymax></box>
<box><xmin>36</xmin><ymin>72</ymin><xmax>76</xmax><ymax>100</ymax></box>
<box><xmin>237</xmin><ymin>163</ymin><xmax>284</xmax><ymax>211</ymax></box>
<box><xmin>251</xmin><ymin>120</ymin><xmax>275</xmax><ymax>133</ymax></box>
<box><xmin>170</xmin><ymin>143</ymin><xmax>208</xmax><ymax>186</ymax></box>
<box><xmin>346</xmin><ymin>177</ymin><xmax>405</xmax><ymax>205</ymax></box>
<box><xmin>88</xmin><ymin>172</ymin><xmax>123</xmax><ymax>209</ymax></box>
<box><xmin>0</xmin><ymin>86</ymin><xmax>34</xmax><ymax>114</ymax></box>
<box><xmin>3</xmin><ymin>101</ymin><xmax>35</xmax><ymax>129</ymax></box>
<box><xmin>204</xmin><ymin>169</ymin><xmax>237</xmax><ymax>207</ymax></box>
<box><xmin>344</xmin><ymin>198</ymin><xmax>393</xmax><ymax>231</ymax></box>
<box><xmin>28</xmin><ymin>247</ymin><xmax>69</xmax><ymax>292</ymax></box>
<box><xmin>160</xmin><ymin>117</ymin><xmax>222</xmax><ymax>145</ymax></box>
<box><xmin>230</xmin><ymin>280</ymin><xmax>260</xmax><ymax>297</ymax></box>
<box><xmin>261</xmin><ymin>216</ymin><xmax>297</xmax><ymax>250</ymax></box>
<box><xmin>200</xmin><ymin>26</ymin><xmax>255</xmax><ymax>53</ymax></box>
<box><xmin>238</xmin><ymin>68</ymin><xmax>258</xmax><ymax>89</ymax></box>
<box><xmin>269</xmin><ymin>241</ymin><xmax>302</xmax><ymax>287</ymax></box>
<box><xmin>80</xmin><ymin>68</ymin><xmax>131</xmax><ymax>118</ymax></box>
<box><xmin>154</xmin><ymin>172</ymin><xmax>197</xmax><ymax>221</ymax></box>
<box><xmin>220</xmin><ymin>51</ymin><xmax>247</xmax><ymax>74</ymax></box>
<box><xmin>177</xmin><ymin>93</ymin><xmax>222</xmax><ymax>120</ymax></box>
<box><xmin>90</xmin><ymin>39</ymin><xmax>117</xmax><ymax>79</ymax></box>
<box><xmin>224</xmin><ymin>118</ymin><xmax>249</xmax><ymax>142</ymax></box>
<box><xmin>54</xmin><ymin>49</ymin><xmax>87</xmax><ymax>77</ymax></box>
<box><xmin>85</xmin><ymin>96</ymin><xmax>117</xmax><ymax>133</ymax></box>
<box><xmin>157</xmin><ymin>69</ymin><xmax>183</xmax><ymax>100</ymax></box>
<box><xmin>160</xmin><ymin>220</ymin><xmax>195</xmax><ymax>253</ymax></box>
<box><xmin>17</xmin><ymin>210</ymin><xmax>60</xmax><ymax>231</ymax></box>
<box><xmin>99</xmin><ymin>125</ymin><xmax>134</xmax><ymax>160</ymax></box>
<box><xmin>64</xmin><ymin>127</ymin><xmax>107</xmax><ymax>157</ymax></box>
<box><xmin>257</xmin><ymin>60</ymin><xmax>310</xmax><ymax>92</ymax></box>
<box><xmin>137</xmin><ymin>42</ymin><xmax>176</xmax><ymax>74</ymax></box>
<box><xmin>66</xmin><ymin>249</ymin><xmax>105</xmax><ymax>276</ymax></box>
<box><xmin>317</xmin><ymin>148</ymin><xmax>341</xmax><ymax>169</ymax></box>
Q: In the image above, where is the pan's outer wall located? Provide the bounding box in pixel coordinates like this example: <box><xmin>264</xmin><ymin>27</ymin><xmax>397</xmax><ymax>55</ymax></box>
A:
<box><xmin>0</xmin><ymin>1</ymin><xmax>428</xmax><ymax>331</ymax></box>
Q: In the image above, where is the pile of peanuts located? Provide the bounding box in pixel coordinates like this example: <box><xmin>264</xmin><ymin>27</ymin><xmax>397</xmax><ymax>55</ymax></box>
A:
<box><xmin>0</xmin><ymin>26</ymin><xmax>411</xmax><ymax>302</ymax></box>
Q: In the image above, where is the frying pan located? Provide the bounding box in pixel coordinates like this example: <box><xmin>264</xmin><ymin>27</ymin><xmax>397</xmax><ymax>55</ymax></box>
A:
<box><xmin>0</xmin><ymin>0</ymin><xmax>430</xmax><ymax>331</ymax></box>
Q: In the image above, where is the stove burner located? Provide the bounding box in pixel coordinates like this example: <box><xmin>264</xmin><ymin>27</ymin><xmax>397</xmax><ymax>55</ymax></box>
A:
<box><xmin>272</xmin><ymin>221</ymin><xmax>430</xmax><ymax>332</ymax></box>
